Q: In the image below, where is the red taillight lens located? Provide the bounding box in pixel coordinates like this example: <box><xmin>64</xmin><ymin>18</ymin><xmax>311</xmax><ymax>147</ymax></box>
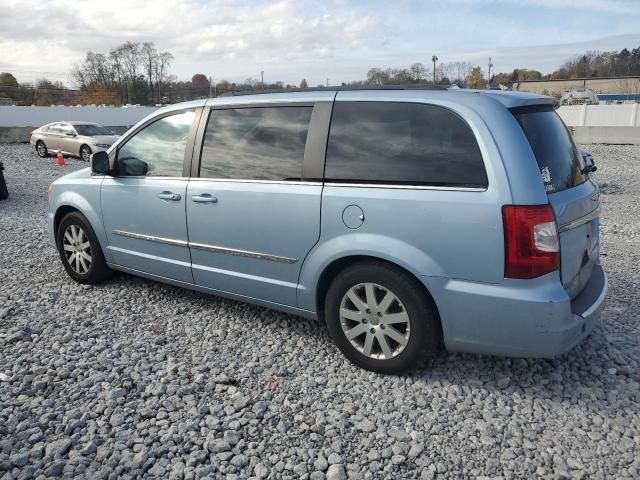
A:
<box><xmin>502</xmin><ymin>204</ymin><xmax>560</xmax><ymax>279</ymax></box>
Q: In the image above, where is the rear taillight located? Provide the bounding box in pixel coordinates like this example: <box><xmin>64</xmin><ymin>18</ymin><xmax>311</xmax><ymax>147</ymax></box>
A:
<box><xmin>502</xmin><ymin>204</ymin><xmax>560</xmax><ymax>279</ymax></box>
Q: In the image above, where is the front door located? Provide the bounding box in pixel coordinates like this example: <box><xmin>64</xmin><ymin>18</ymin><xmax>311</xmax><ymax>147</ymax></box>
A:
<box><xmin>57</xmin><ymin>123</ymin><xmax>78</xmax><ymax>156</ymax></box>
<box><xmin>186</xmin><ymin>105</ymin><xmax>323</xmax><ymax>307</ymax></box>
<box><xmin>101</xmin><ymin>110</ymin><xmax>198</xmax><ymax>283</ymax></box>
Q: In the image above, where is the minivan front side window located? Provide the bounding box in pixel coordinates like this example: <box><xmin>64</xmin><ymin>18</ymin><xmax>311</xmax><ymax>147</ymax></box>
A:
<box><xmin>200</xmin><ymin>107</ymin><xmax>313</xmax><ymax>181</ymax></box>
<box><xmin>117</xmin><ymin>110</ymin><xmax>195</xmax><ymax>177</ymax></box>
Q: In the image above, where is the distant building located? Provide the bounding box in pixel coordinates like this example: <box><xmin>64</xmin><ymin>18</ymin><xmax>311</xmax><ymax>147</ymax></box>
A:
<box><xmin>513</xmin><ymin>76</ymin><xmax>640</xmax><ymax>99</ymax></box>
<box><xmin>560</xmin><ymin>88</ymin><xmax>599</xmax><ymax>105</ymax></box>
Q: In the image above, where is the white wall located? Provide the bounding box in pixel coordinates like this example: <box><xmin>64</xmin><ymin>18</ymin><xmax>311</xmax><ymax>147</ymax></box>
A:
<box><xmin>0</xmin><ymin>105</ymin><xmax>157</xmax><ymax>128</ymax></box>
<box><xmin>557</xmin><ymin>104</ymin><xmax>640</xmax><ymax>127</ymax></box>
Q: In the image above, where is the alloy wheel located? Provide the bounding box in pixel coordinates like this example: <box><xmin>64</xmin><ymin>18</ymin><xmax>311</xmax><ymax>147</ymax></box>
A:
<box><xmin>62</xmin><ymin>224</ymin><xmax>92</xmax><ymax>274</ymax></box>
<box><xmin>339</xmin><ymin>283</ymin><xmax>411</xmax><ymax>359</ymax></box>
<box><xmin>81</xmin><ymin>146</ymin><xmax>91</xmax><ymax>162</ymax></box>
<box><xmin>37</xmin><ymin>142</ymin><xmax>47</xmax><ymax>157</ymax></box>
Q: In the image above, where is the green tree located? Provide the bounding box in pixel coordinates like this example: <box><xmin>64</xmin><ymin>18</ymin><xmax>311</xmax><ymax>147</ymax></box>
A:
<box><xmin>0</xmin><ymin>72</ymin><xmax>18</xmax><ymax>87</ymax></box>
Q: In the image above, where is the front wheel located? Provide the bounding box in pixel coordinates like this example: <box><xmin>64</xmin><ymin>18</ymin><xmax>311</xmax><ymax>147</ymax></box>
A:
<box><xmin>56</xmin><ymin>211</ymin><xmax>112</xmax><ymax>284</ymax></box>
<box><xmin>325</xmin><ymin>261</ymin><xmax>441</xmax><ymax>373</ymax></box>
<box><xmin>80</xmin><ymin>145</ymin><xmax>92</xmax><ymax>162</ymax></box>
<box><xmin>36</xmin><ymin>141</ymin><xmax>48</xmax><ymax>158</ymax></box>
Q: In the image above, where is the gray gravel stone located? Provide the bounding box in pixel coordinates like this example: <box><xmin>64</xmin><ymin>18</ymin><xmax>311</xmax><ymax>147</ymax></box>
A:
<box><xmin>10</xmin><ymin>451</ymin><xmax>29</xmax><ymax>467</ymax></box>
<box><xmin>44</xmin><ymin>460</ymin><xmax>65</xmax><ymax>477</ymax></box>
<box><xmin>230</xmin><ymin>454</ymin><xmax>249</xmax><ymax>468</ymax></box>
<box><xmin>326</xmin><ymin>464</ymin><xmax>347</xmax><ymax>480</ymax></box>
<box><xmin>45</xmin><ymin>438</ymin><xmax>72</xmax><ymax>458</ymax></box>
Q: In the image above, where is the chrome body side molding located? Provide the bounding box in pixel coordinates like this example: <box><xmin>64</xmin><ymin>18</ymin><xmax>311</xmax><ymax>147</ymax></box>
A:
<box><xmin>113</xmin><ymin>230</ymin><xmax>297</xmax><ymax>264</ymax></box>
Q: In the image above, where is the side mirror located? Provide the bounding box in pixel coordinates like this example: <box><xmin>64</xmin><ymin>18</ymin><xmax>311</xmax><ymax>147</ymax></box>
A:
<box><xmin>91</xmin><ymin>151</ymin><xmax>110</xmax><ymax>175</ymax></box>
<box><xmin>119</xmin><ymin>157</ymin><xmax>149</xmax><ymax>176</ymax></box>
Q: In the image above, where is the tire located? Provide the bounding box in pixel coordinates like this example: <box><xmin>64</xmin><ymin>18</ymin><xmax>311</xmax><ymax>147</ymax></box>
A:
<box><xmin>325</xmin><ymin>261</ymin><xmax>441</xmax><ymax>373</ymax></box>
<box><xmin>80</xmin><ymin>145</ymin><xmax>92</xmax><ymax>162</ymax></box>
<box><xmin>0</xmin><ymin>162</ymin><xmax>8</xmax><ymax>200</ymax></box>
<box><xmin>35</xmin><ymin>140</ymin><xmax>48</xmax><ymax>158</ymax></box>
<box><xmin>56</xmin><ymin>211</ymin><xmax>112</xmax><ymax>284</ymax></box>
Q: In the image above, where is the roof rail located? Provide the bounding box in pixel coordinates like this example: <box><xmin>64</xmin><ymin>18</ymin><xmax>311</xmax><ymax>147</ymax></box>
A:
<box><xmin>220</xmin><ymin>84</ymin><xmax>447</xmax><ymax>97</ymax></box>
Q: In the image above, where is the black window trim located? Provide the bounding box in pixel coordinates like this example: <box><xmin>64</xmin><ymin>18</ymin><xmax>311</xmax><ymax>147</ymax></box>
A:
<box><xmin>111</xmin><ymin>106</ymin><xmax>203</xmax><ymax>179</ymax></box>
<box><xmin>192</xmin><ymin>102</ymin><xmax>331</xmax><ymax>183</ymax></box>
<box><xmin>510</xmin><ymin>103</ymin><xmax>588</xmax><ymax>193</ymax></box>
<box><xmin>322</xmin><ymin>100</ymin><xmax>490</xmax><ymax>191</ymax></box>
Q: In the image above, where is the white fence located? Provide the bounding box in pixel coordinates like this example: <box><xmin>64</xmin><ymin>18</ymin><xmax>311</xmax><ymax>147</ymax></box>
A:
<box><xmin>0</xmin><ymin>105</ymin><xmax>157</xmax><ymax>128</ymax></box>
<box><xmin>557</xmin><ymin>104</ymin><xmax>640</xmax><ymax>127</ymax></box>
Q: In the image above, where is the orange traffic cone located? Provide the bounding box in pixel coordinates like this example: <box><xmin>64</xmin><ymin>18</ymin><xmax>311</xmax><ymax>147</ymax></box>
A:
<box><xmin>56</xmin><ymin>146</ymin><xmax>65</xmax><ymax>166</ymax></box>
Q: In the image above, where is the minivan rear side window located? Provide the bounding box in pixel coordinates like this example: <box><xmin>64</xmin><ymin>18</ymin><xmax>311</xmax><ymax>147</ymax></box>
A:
<box><xmin>324</xmin><ymin>102</ymin><xmax>488</xmax><ymax>188</ymax></box>
<box><xmin>512</xmin><ymin>105</ymin><xmax>586</xmax><ymax>193</ymax></box>
<box><xmin>200</xmin><ymin>107</ymin><xmax>312</xmax><ymax>181</ymax></box>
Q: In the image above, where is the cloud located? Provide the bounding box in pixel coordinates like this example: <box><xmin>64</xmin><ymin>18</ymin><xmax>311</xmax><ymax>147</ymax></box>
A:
<box><xmin>0</xmin><ymin>0</ymin><xmax>376</xmax><ymax>83</ymax></box>
<box><xmin>0</xmin><ymin>0</ymin><xmax>637</xmax><ymax>85</ymax></box>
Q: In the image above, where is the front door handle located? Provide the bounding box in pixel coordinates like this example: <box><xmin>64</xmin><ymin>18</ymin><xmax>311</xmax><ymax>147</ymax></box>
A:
<box><xmin>192</xmin><ymin>194</ymin><xmax>218</xmax><ymax>203</ymax></box>
<box><xmin>158</xmin><ymin>191</ymin><xmax>181</xmax><ymax>201</ymax></box>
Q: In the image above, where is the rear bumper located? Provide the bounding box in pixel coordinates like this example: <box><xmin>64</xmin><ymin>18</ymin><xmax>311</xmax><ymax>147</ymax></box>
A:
<box><xmin>426</xmin><ymin>263</ymin><xmax>607</xmax><ymax>358</ymax></box>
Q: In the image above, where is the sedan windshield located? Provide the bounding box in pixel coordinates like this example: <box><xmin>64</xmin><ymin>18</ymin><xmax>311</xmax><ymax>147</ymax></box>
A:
<box><xmin>74</xmin><ymin>124</ymin><xmax>113</xmax><ymax>136</ymax></box>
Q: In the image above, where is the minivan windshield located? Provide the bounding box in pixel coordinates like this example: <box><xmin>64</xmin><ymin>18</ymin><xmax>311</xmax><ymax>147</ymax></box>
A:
<box><xmin>512</xmin><ymin>105</ymin><xmax>586</xmax><ymax>193</ymax></box>
<box><xmin>74</xmin><ymin>124</ymin><xmax>113</xmax><ymax>136</ymax></box>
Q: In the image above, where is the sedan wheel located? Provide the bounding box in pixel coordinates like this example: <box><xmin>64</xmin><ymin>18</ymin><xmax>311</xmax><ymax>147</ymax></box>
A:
<box><xmin>62</xmin><ymin>224</ymin><xmax>92</xmax><ymax>274</ymax></box>
<box><xmin>36</xmin><ymin>141</ymin><xmax>48</xmax><ymax>158</ymax></box>
<box><xmin>80</xmin><ymin>145</ymin><xmax>92</xmax><ymax>162</ymax></box>
<box><xmin>339</xmin><ymin>283</ymin><xmax>410</xmax><ymax>359</ymax></box>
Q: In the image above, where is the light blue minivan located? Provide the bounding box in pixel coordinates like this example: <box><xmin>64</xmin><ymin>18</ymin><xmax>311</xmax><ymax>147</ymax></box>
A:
<box><xmin>47</xmin><ymin>86</ymin><xmax>607</xmax><ymax>372</ymax></box>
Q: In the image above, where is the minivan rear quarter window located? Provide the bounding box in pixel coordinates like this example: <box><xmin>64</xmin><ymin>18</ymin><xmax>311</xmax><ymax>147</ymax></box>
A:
<box><xmin>512</xmin><ymin>105</ymin><xmax>586</xmax><ymax>193</ymax></box>
<box><xmin>324</xmin><ymin>101</ymin><xmax>488</xmax><ymax>188</ymax></box>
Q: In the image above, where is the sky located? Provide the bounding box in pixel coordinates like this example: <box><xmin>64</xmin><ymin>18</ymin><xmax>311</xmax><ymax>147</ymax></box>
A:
<box><xmin>0</xmin><ymin>0</ymin><xmax>639</xmax><ymax>86</ymax></box>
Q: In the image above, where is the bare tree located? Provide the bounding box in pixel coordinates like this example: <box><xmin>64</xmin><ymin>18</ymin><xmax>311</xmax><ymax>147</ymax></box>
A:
<box><xmin>116</xmin><ymin>42</ymin><xmax>141</xmax><ymax>103</ymax></box>
<box><xmin>153</xmin><ymin>51</ymin><xmax>173</xmax><ymax>103</ymax></box>
<box><xmin>410</xmin><ymin>62</ymin><xmax>427</xmax><ymax>82</ymax></box>
<box><xmin>141</xmin><ymin>42</ymin><xmax>158</xmax><ymax>103</ymax></box>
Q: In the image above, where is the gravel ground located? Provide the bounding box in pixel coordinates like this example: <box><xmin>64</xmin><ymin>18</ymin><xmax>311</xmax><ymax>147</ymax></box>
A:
<box><xmin>0</xmin><ymin>142</ymin><xmax>639</xmax><ymax>480</ymax></box>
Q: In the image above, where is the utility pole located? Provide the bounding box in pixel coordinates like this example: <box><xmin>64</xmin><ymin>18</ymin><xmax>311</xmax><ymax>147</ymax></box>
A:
<box><xmin>326</xmin><ymin>78</ymin><xmax>329</xmax><ymax>87</ymax></box>
<box><xmin>487</xmin><ymin>57</ymin><xmax>493</xmax><ymax>88</ymax></box>
<box><xmin>209</xmin><ymin>76</ymin><xmax>213</xmax><ymax>98</ymax></box>
<box><xmin>432</xmin><ymin>55</ymin><xmax>438</xmax><ymax>85</ymax></box>
<box><xmin>261</xmin><ymin>71</ymin><xmax>264</xmax><ymax>89</ymax></box>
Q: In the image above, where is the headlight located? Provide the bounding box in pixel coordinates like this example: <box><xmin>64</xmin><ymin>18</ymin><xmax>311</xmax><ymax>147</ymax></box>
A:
<box><xmin>94</xmin><ymin>144</ymin><xmax>111</xmax><ymax>148</ymax></box>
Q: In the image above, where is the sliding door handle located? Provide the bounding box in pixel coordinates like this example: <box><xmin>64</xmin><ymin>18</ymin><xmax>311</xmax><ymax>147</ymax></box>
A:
<box><xmin>192</xmin><ymin>194</ymin><xmax>218</xmax><ymax>203</ymax></box>
<box><xmin>158</xmin><ymin>191</ymin><xmax>181</xmax><ymax>201</ymax></box>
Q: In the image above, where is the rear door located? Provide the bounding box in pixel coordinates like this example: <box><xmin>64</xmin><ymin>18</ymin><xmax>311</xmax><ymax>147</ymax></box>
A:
<box><xmin>512</xmin><ymin>105</ymin><xmax>599</xmax><ymax>299</ymax></box>
<box><xmin>186</xmin><ymin>102</ymin><xmax>330</xmax><ymax>307</ymax></box>
<box><xmin>101</xmin><ymin>109</ymin><xmax>200</xmax><ymax>283</ymax></box>
<box><xmin>45</xmin><ymin>123</ymin><xmax>64</xmax><ymax>152</ymax></box>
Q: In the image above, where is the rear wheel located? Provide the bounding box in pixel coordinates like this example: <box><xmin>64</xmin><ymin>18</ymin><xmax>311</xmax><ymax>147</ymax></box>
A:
<box><xmin>325</xmin><ymin>261</ymin><xmax>441</xmax><ymax>373</ymax></box>
<box><xmin>36</xmin><ymin>141</ymin><xmax>48</xmax><ymax>158</ymax></box>
<box><xmin>56</xmin><ymin>211</ymin><xmax>112</xmax><ymax>284</ymax></box>
<box><xmin>80</xmin><ymin>145</ymin><xmax>92</xmax><ymax>162</ymax></box>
